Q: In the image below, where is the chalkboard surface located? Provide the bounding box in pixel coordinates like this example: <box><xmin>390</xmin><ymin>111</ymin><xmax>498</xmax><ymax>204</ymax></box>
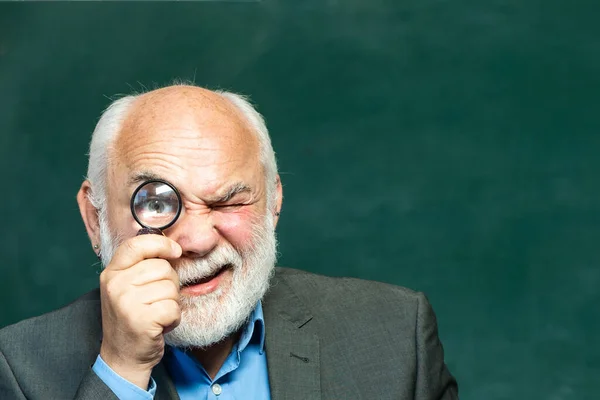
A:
<box><xmin>1</xmin><ymin>2</ymin><xmax>599</xmax><ymax>399</ymax></box>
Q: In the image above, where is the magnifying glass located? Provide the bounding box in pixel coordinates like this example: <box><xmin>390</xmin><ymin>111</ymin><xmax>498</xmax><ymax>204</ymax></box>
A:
<box><xmin>130</xmin><ymin>179</ymin><xmax>182</xmax><ymax>235</ymax></box>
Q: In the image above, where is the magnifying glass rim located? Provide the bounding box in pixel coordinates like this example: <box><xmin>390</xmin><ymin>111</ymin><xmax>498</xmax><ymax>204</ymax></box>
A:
<box><xmin>130</xmin><ymin>179</ymin><xmax>182</xmax><ymax>231</ymax></box>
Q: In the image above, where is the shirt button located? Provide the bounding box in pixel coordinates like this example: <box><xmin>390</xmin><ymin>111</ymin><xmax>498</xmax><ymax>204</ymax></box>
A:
<box><xmin>212</xmin><ymin>383</ymin><xmax>222</xmax><ymax>396</ymax></box>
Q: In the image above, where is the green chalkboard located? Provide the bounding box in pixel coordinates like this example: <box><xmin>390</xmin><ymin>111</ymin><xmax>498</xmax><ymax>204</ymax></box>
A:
<box><xmin>1</xmin><ymin>1</ymin><xmax>599</xmax><ymax>399</ymax></box>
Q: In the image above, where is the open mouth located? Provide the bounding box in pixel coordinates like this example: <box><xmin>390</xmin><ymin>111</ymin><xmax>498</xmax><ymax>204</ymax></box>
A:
<box><xmin>180</xmin><ymin>264</ymin><xmax>233</xmax><ymax>295</ymax></box>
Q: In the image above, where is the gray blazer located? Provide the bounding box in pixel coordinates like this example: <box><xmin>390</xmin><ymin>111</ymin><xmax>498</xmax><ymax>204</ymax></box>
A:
<box><xmin>0</xmin><ymin>267</ymin><xmax>458</xmax><ymax>399</ymax></box>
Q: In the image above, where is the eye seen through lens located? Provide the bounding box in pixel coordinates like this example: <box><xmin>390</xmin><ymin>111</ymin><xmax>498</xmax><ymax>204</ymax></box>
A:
<box><xmin>131</xmin><ymin>180</ymin><xmax>182</xmax><ymax>230</ymax></box>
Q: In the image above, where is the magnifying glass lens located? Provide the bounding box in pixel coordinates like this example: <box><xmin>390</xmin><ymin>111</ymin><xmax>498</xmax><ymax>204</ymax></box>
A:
<box><xmin>132</xmin><ymin>181</ymin><xmax>180</xmax><ymax>229</ymax></box>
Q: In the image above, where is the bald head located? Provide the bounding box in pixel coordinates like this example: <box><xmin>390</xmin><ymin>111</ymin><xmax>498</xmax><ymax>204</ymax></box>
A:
<box><xmin>112</xmin><ymin>86</ymin><xmax>260</xmax><ymax>187</ymax></box>
<box><xmin>121</xmin><ymin>85</ymin><xmax>254</xmax><ymax>141</ymax></box>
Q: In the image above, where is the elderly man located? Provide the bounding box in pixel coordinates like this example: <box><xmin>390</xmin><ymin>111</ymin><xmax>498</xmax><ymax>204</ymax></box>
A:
<box><xmin>0</xmin><ymin>85</ymin><xmax>458</xmax><ymax>399</ymax></box>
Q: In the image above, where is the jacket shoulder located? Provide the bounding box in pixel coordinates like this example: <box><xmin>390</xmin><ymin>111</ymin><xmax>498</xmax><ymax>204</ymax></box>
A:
<box><xmin>0</xmin><ymin>289</ymin><xmax>102</xmax><ymax>398</ymax></box>
<box><xmin>274</xmin><ymin>266</ymin><xmax>422</xmax><ymax>305</ymax></box>
<box><xmin>272</xmin><ymin>267</ymin><xmax>426</xmax><ymax>337</ymax></box>
<box><xmin>0</xmin><ymin>289</ymin><xmax>101</xmax><ymax>345</ymax></box>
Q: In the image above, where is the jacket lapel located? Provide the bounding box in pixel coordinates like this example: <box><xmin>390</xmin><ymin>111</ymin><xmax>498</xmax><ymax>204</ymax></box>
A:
<box><xmin>263</xmin><ymin>275</ymin><xmax>321</xmax><ymax>400</ymax></box>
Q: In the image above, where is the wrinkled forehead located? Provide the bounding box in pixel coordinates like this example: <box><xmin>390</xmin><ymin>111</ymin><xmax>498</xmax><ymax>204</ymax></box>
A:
<box><xmin>109</xmin><ymin>87</ymin><xmax>261</xmax><ymax>179</ymax></box>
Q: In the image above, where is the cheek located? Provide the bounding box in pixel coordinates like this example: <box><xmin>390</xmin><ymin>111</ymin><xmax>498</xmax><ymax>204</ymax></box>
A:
<box><xmin>215</xmin><ymin>209</ymin><xmax>261</xmax><ymax>248</ymax></box>
<box><xmin>108</xmin><ymin>205</ymin><xmax>140</xmax><ymax>239</ymax></box>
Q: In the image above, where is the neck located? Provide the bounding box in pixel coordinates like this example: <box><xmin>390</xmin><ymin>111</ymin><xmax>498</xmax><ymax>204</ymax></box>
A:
<box><xmin>190</xmin><ymin>331</ymin><xmax>241</xmax><ymax>380</ymax></box>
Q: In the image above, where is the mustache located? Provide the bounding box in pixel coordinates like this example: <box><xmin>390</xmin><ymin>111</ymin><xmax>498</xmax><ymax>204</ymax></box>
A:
<box><xmin>173</xmin><ymin>244</ymin><xmax>244</xmax><ymax>287</ymax></box>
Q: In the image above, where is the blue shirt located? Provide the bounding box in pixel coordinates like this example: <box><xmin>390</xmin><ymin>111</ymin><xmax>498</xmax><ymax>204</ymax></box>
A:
<box><xmin>93</xmin><ymin>302</ymin><xmax>271</xmax><ymax>400</ymax></box>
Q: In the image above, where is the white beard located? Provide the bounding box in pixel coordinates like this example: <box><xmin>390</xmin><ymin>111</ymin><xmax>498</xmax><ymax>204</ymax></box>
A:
<box><xmin>97</xmin><ymin>208</ymin><xmax>278</xmax><ymax>348</ymax></box>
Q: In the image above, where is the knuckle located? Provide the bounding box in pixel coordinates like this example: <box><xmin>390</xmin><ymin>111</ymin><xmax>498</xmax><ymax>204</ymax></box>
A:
<box><xmin>122</xmin><ymin>238</ymin><xmax>139</xmax><ymax>255</ymax></box>
<box><xmin>168</xmin><ymin>300</ymin><xmax>181</xmax><ymax>315</ymax></box>
<box><xmin>117</xmin><ymin>290</ymin><xmax>134</xmax><ymax>312</ymax></box>
<box><xmin>158</xmin><ymin>280</ymin><xmax>176</xmax><ymax>296</ymax></box>
<box><xmin>168</xmin><ymin>283</ymin><xmax>180</xmax><ymax>299</ymax></box>
<box><xmin>168</xmin><ymin>299</ymin><xmax>181</xmax><ymax>313</ymax></box>
<box><xmin>170</xmin><ymin>271</ymin><xmax>180</xmax><ymax>287</ymax></box>
<box><xmin>104</xmin><ymin>278</ymin><xmax>119</xmax><ymax>296</ymax></box>
<box><xmin>157</xmin><ymin>260</ymin><xmax>173</xmax><ymax>276</ymax></box>
<box><xmin>153</xmin><ymin>301</ymin><xmax>174</xmax><ymax>319</ymax></box>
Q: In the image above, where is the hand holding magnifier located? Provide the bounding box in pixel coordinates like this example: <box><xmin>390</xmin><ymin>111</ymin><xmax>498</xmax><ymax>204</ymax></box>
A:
<box><xmin>130</xmin><ymin>179</ymin><xmax>182</xmax><ymax>236</ymax></box>
<box><xmin>100</xmin><ymin>180</ymin><xmax>183</xmax><ymax>387</ymax></box>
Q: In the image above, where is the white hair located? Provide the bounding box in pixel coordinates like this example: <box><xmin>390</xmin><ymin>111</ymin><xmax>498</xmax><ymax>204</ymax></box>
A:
<box><xmin>86</xmin><ymin>87</ymin><xmax>279</xmax><ymax>212</ymax></box>
<box><xmin>86</xmin><ymin>96</ymin><xmax>137</xmax><ymax>211</ymax></box>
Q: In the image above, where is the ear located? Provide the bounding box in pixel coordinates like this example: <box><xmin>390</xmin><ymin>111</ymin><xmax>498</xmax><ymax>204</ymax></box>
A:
<box><xmin>76</xmin><ymin>180</ymin><xmax>101</xmax><ymax>252</ymax></box>
<box><xmin>272</xmin><ymin>174</ymin><xmax>283</xmax><ymax>228</ymax></box>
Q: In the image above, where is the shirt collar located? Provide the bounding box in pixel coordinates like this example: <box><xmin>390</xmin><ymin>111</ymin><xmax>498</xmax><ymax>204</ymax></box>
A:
<box><xmin>237</xmin><ymin>300</ymin><xmax>266</xmax><ymax>355</ymax></box>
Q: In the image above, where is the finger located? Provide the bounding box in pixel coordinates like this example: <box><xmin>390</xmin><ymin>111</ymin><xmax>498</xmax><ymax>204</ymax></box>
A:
<box><xmin>121</xmin><ymin>259</ymin><xmax>179</xmax><ymax>287</ymax></box>
<box><xmin>149</xmin><ymin>299</ymin><xmax>181</xmax><ymax>330</ymax></box>
<box><xmin>129</xmin><ymin>280</ymin><xmax>180</xmax><ymax>305</ymax></box>
<box><xmin>108</xmin><ymin>235</ymin><xmax>182</xmax><ymax>272</ymax></box>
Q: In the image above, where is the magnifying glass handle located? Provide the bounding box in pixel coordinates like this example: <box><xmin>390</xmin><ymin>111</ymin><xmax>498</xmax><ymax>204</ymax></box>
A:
<box><xmin>136</xmin><ymin>227</ymin><xmax>164</xmax><ymax>236</ymax></box>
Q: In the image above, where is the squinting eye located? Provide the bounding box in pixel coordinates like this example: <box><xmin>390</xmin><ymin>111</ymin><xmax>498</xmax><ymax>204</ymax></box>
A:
<box><xmin>213</xmin><ymin>204</ymin><xmax>244</xmax><ymax>210</ymax></box>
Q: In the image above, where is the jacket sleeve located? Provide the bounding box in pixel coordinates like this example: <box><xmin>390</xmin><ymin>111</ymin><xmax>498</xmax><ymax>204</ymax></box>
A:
<box><xmin>74</xmin><ymin>367</ymin><xmax>121</xmax><ymax>400</ymax></box>
<box><xmin>0</xmin><ymin>347</ymin><xmax>119</xmax><ymax>400</ymax></box>
<box><xmin>414</xmin><ymin>293</ymin><xmax>459</xmax><ymax>400</ymax></box>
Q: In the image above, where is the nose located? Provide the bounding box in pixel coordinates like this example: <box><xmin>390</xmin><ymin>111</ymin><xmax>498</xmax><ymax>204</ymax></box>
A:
<box><xmin>165</xmin><ymin>210</ymin><xmax>219</xmax><ymax>258</ymax></box>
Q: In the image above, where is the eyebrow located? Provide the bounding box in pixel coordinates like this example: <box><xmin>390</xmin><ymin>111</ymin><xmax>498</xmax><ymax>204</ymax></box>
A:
<box><xmin>128</xmin><ymin>171</ymin><xmax>165</xmax><ymax>187</ymax></box>
<box><xmin>210</xmin><ymin>182</ymin><xmax>253</xmax><ymax>203</ymax></box>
